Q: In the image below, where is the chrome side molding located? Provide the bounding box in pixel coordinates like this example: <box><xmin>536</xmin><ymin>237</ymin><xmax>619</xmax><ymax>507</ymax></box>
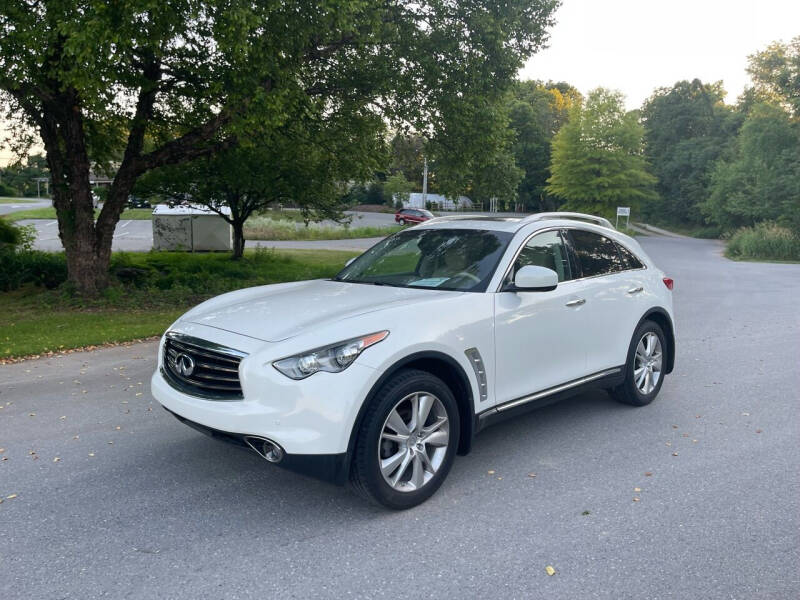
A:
<box><xmin>480</xmin><ymin>367</ymin><xmax>623</xmax><ymax>420</ymax></box>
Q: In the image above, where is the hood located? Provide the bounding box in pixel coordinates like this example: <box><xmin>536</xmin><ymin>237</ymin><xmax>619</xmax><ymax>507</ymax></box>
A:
<box><xmin>181</xmin><ymin>279</ymin><xmax>459</xmax><ymax>342</ymax></box>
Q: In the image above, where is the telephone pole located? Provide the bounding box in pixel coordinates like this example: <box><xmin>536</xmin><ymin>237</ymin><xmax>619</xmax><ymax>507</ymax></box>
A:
<box><xmin>422</xmin><ymin>157</ymin><xmax>428</xmax><ymax>206</ymax></box>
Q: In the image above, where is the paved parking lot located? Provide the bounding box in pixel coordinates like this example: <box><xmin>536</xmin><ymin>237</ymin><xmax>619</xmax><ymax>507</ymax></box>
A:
<box><xmin>19</xmin><ymin>210</ymin><xmax>398</xmax><ymax>253</ymax></box>
<box><xmin>1</xmin><ymin>235</ymin><xmax>798</xmax><ymax>599</ymax></box>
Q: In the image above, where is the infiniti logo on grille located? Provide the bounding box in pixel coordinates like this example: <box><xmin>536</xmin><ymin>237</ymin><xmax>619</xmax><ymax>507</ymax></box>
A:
<box><xmin>175</xmin><ymin>353</ymin><xmax>196</xmax><ymax>377</ymax></box>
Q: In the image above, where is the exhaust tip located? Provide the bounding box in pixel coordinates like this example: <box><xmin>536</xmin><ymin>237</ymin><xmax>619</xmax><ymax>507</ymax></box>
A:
<box><xmin>244</xmin><ymin>436</ymin><xmax>284</xmax><ymax>463</ymax></box>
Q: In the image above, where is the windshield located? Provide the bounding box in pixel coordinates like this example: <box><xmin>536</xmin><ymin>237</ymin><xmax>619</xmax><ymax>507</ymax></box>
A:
<box><xmin>334</xmin><ymin>228</ymin><xmax>513</xmax><ymax>292</ymax></box>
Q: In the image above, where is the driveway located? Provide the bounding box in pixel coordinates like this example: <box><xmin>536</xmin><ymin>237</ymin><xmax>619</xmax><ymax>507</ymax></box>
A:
<box><xmin>1</xmin><ymin>235</ymin><xmax>798</xmax><ymax>599</ymax></box>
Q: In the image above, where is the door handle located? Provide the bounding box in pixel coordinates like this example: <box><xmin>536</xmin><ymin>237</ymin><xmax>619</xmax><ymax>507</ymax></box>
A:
<box><xmin>627</xmin><ymin>286</ymin><xmax>644</xmax><ymax>295</ymax></box>
<box><xmin>565</xmin><ymin>298</ymin><xmax>586</xmax><ymax>307</ymax></box>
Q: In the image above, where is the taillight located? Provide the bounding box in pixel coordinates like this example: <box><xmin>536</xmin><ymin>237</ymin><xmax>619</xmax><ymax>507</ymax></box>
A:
<box><xmin>662</xmin><ymin>277</ymin><xmax>674</xmax><ymax>290</ymax></box>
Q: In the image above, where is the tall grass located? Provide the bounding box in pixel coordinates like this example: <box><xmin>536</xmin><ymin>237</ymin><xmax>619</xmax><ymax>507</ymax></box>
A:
<box><xmin>725</xmin><ymin>222</ymin><xmax>800</xmax><ymax>262</ymax></box>
<box><xmin>244</xmin><ymin>216</ymin><xmax>400</xmax><ymax>240</ymax></box>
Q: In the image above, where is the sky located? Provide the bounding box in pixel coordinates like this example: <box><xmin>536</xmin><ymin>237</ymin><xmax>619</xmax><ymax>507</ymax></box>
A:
<box><xmin>519</xmin><ymin>0</ymin><xmax>800</xmax><ymax>108</ymax></box>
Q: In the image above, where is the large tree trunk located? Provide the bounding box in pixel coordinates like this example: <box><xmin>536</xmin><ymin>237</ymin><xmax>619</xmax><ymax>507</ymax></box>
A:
<box><xmin>232</xmin><ymin>221</ymin><xmax>246</xmax><ymax>259</ymax></box>
<box><xmin>39</xmin><ymin>104</ymin><xmax>113</xmax><ymax>295</ymax></box>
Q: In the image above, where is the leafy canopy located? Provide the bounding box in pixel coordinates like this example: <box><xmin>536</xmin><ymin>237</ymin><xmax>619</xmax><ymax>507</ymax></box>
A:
<box><xmin>546</xmin><ymin>88</ymin><xmax>656</xmax><ymax>218</ymax></box>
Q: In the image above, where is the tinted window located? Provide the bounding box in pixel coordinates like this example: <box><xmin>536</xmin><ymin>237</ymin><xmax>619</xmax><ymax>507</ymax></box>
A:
<box><xmin>510</xmin><ymin>230</ymin><xmax>572</xmax><ymax>283</ymax></box>
<box><xmin>568</xmin><ymin>230</ymin><xmax>624</xmax><ymax>277</ymax></box>
<box><xmin>335</xmin><ymin>228</ymin><xmax>513</xmax><ymax>292</ymax></box>
<box><xmin>616</xmin><ymin>243</ymin><xmax>644</xmax><ymax>270</ymax></box>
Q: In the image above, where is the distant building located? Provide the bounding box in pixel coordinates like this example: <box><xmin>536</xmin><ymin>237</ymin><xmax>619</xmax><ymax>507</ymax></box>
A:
<box><xmin>402</xmin><ymin>192</ymin><xmax>472</xmax><ymax>211</ymax></box>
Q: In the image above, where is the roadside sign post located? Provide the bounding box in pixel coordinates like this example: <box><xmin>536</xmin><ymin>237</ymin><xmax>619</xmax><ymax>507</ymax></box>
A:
<box><xmin>616</xmin><ymin>206</ymin><xmax>630</xmax><ymax>229</ymax></box>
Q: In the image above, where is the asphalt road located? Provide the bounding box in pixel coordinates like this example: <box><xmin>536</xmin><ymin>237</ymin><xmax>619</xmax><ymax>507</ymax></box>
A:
<box><xmin>20</xmin><ymin>210</ymin><xmax>398</xmax><ymax>252</ymax></box>
<box><xmin>0</xmin><ymin>198</ymin><xmax>51</xmax><ymax>216</ymax></box>
<box><xmin>1</xmin><ymin>235</ymin><xmax>799</xmax><ymax>599</ymax></box>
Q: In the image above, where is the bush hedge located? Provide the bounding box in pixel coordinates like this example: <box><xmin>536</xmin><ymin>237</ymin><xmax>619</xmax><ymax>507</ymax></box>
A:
<box><xmin>725</xmin><ymin>222</ymin><xmax>800</xmax><ymax>262</ymax></box>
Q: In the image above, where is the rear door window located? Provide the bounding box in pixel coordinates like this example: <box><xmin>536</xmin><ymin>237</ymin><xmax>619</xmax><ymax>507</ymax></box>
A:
<box><xmin>567</xmin><ymin>229</ymin><xmax>625</xmax><ymax>278</ymax></box>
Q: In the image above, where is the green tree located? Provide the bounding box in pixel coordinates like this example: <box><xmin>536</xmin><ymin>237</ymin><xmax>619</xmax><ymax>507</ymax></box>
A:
<box><xmin>745</xmin><ymin>37</ymin><xmax>800</xmax><ymax>117</ymax></box>
<box><xmin>702</xmin><ymin>103</ymin><xmax>800</xmax><ymax>231</ymax></box>
<box><xmin>138</xmin><ymin>113</ymin><xmax>386</xmax><ymax>258</ymax></box>
<box><xmin>428</xmin><ymin>95</ymin><xmax>523</xmax><ymax>210</ymax></box>
<box><xmin>0</xmin><ymin>0</ymin><xmax>559</xmax><ymax>294</ymax></box>
<box><xmin>546</xmin><ymin>88</ymin><xmax>656</xmax><ymax>217</ymax></box>
<box><xmin>641</xmin><ymin>79</ymin><xmax>742</xmax><ymax>225</ymax></box>
<box><xmin>508</xmin><ymin>80</ymin><xmax>580</xmax><ymax>211</ymax></box>
<box><xmin>390</xmin><ymin>134</ymin><xmax>426</xmax><ymax>191</ymax></box>
<box><xmin>0</xmin><ymin>153</ymin><xmax>49</xmax><ymax>197</ymax></box>
<box><xmin>383</xmin><ymin>173</ymin><xmax>414</xmax><ymax>208</ymax></box>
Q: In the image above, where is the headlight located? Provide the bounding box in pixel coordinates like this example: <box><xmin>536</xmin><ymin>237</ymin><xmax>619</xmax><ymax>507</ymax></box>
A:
<box><xmin>272</xmin><ymin>331</ymin><xmax>389</xmax><ymax>380</ymax></box>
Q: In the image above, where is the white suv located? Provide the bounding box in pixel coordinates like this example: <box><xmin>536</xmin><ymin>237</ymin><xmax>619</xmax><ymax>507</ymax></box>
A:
<box><xmin>152</xmin><ymin>213</ymin><xmax>675</xmax><ymax>509</ymax></box>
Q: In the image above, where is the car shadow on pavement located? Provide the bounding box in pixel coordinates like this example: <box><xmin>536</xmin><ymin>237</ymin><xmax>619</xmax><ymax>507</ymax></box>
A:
<box><xmin>142</xmin><ymin>388</ymin><xmax>633</xmax><ymax>520</ymax></box>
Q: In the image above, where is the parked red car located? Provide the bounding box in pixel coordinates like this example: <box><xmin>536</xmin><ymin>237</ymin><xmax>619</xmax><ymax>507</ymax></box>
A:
<box><xmin>395</xmin><ymin>208</ymin><xmax>434</xmax><ymax>225</ymax></box>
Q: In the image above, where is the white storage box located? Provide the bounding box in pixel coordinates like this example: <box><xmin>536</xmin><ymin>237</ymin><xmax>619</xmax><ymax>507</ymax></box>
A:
<box><xmin>152</xmin><ymin>205</ymin><xmax>232</xmax><ymax>251</ymax></box>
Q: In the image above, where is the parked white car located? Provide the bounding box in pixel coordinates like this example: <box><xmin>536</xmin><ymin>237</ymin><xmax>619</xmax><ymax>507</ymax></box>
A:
<box><xmin>152</xmin><ymin>212</ymin><xmax>675</xmax><ymax>509</ymax></box>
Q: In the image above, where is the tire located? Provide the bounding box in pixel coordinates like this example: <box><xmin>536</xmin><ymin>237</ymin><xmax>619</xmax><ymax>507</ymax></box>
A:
<box><xmin>350</xmin><ymin>368</ymin><xmax>460</xmax><ymax>509</ymax></box>
<box><xmin>611</xmin><ymin>320</ymin><xmax>667</xmax><ymax>406</ymax></box>
<box><xmin>399</xmin><ymin>218</ymin><xmax>406</xmax><ymax>225</ymax></box>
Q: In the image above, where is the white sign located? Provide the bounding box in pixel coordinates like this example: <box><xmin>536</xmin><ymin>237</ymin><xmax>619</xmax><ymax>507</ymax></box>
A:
<box><xmin>617</xmin><ymin>206</ymin><xmax>630</xmax><ymax>216</ymax></box>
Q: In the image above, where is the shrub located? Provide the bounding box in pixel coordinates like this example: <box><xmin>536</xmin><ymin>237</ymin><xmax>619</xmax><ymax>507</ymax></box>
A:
<box><xmin>0</xmin><ymin>249</ymin><xmax>68</xmax><ymax>291</ymax></box>
<box><xmin>0</xmin><ymin>182</ymin><xmax>20</xmax><ymax>197</ymax></box>
<box><xmin>726</xmin><ymin>222</ymin><xmax>800</xmax><ymax>262</ymax></box>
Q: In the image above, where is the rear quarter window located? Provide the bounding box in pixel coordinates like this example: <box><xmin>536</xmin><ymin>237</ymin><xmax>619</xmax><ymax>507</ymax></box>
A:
<box><xmin>616</xmin><ymin>243</ymin><xmax>644</xmax><ymax>270</ymax></box>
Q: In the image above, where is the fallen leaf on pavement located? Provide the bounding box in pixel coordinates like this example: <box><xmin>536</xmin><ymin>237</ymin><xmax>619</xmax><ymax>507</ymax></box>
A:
<box><xmin>672</xmin><ymin>452</ymin><xmax>679</xmax><ymax>456</ymax></box>
<box><xmin>634</xmin><ymin>487</ymin><xmax>641</xmax><ymax>492</ymax></box>
<box><xmin>545</xmin><ymin>566</ymin><xmax>556</xmax><ymax>576</ymax></box>
<box><xmin>487</xmin><ymin>470</ymin><xmax>495</xmax><ymax>475</ymax></box>
<box><xmin>645</xmin><ymin>472</ymin><xmax>653</xmax><ymax>476</ymax></box>
<box><xmin>53</xmin><ymin>457</ymin><xmax>60</xmax><ymax>462</ymax></box>
<box><xmin>756</xmin><ymin>429</ymin><xmax>762</xmax><ymax>433</ymax></box>
<box><xmin>633</xmin><ymin>497</ymin><xmax>640</xmax><ymax>502</ymax></box>
<box><xmin>6</xmin><ymin>494</ymin><xmax>17</xmax><ymax>500</ymax></box>
<box><xmin>528</xmin><ymin>473</ymin><xmax>536</xmax><ymax>478</ymax></box>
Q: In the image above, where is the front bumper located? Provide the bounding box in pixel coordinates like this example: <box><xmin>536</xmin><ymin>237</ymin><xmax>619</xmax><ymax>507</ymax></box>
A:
<box><xmin>151</xmin><ymin>325</ymin><xmax>382</xmax><ymax>457</ymax></box>
<box><xmin>164</xmin><ymin>408</ymin><xmax>349</xmax><ymax>484</ymax></box>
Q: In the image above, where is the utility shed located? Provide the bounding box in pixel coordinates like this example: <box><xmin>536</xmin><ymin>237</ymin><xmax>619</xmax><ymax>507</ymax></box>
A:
<box><xmin>152</xmin><ymin>204</ymin><xmax>232</xmax><ymax>251</ymax></box>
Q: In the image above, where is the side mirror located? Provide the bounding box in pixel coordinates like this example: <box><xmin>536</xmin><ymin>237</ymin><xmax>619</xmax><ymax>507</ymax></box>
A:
<box><xmin>511</xmin><ymin>265</ymin><xmax>558</xmax><ymax>292</ymax></box>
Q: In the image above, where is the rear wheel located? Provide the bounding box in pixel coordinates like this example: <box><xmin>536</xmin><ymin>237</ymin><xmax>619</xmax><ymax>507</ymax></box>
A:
<box><xmin>350</xmin><ymin>369</ymin><xmax>459</xmax><ymax>509</ymax></box>
<box><xmin>611</xmin><ymin>321</ymin><xmax>667</xmax><ymax>406</ymax></box>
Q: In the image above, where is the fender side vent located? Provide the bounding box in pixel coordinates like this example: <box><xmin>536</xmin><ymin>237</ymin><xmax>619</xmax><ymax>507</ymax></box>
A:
<box><xmin>464</xmin><ymin>347</ymin><xmax>488</xmax><ymax>403</ymax></box>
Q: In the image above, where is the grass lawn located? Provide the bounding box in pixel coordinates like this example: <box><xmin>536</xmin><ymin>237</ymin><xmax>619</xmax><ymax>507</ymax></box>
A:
<box><xmin>0</xmin><ymin>248</ymin><xmax>359</xmax><ymax>360</ymax></box>
<box><xmin>6</xmin><ymin>207</ymin><xmax>154</xmax><ymax>221</ymax></box>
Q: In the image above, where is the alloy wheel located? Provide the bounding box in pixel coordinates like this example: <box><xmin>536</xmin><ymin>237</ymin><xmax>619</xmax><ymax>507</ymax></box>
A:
<box><xmin>634</xmin><ymin>332</ymin><xmax>663</xmax><ymax>395</ymax></box>
<box><xmin>378</xmin><ymin>391</ymin><xmax>450</xmax><ymax>492</ymax></box>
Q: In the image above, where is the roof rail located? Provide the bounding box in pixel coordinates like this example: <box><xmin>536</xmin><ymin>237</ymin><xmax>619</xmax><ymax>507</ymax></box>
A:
<box><xmin>421</xmin><ymin>214</ymin><xmax>484</xmax><ymax>224</ymax></box>
<box><xmin>521</xmin><ymin>212</ymin><xmax>615</xmax><ymax>229</ymax></box>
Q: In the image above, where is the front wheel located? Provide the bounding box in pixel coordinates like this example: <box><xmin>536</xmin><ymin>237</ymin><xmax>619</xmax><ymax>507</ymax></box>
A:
<box><xmin>610</xmin><ymin>321</ymin><xmax>667</xmax><ymax>406</ymax></box>
<box><xmin>350</xmin><ymin>369</ymin><xmax>460</xmax><ymax>509</ymax></box>
<box><xmin>398</xmin><ymin>218</ymin><xmax>406</xmax><ymax>225</ymax></box>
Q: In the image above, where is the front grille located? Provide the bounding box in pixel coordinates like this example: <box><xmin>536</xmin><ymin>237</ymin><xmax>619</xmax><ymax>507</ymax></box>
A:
<box><xmin>162</xmin><ymin>333</ymin><xmax>247</xmax><ymax>400</ymax></box>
